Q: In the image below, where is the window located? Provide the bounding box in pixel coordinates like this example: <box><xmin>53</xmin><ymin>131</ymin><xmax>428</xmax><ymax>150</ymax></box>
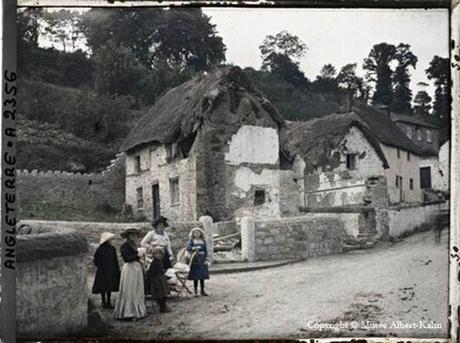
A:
<box><xmin>346</xmin><ymin>154</ymin><xmax>357</xmax><ymax>170</ymax></box>
<box><xmin>254</xmin><ymin>190</ymin><xmax>266</xmax><ymax>206</ymax></box>
<box><xmin>136</xmin><ymin>187</ymin><xmax>143</xmax><ymax>209</ymax></box>
<box><xmin>426</xmin><ymin>129</ymin><xmax>432</xmax><ymax>143</ymax></box>
<box><xmin>397</xmin><ymin>148</ymin><xmax>400</xmax><ymax>159</ymax></box>
<box><xmin>406</xmin><ymin>126</ymin><xmax>412</xmax><ymax>139</ymax></box>
<box><xmin>170</xmin><ymin>178</ymin><xmax>180</xmax><ymax>205</ymax></box>
<box><xmin>167</xmin><ymin>143</ymin><xmax>181</xmax><ymax>160</ymax></box>
<box><xmin>407</xmin><ymin>151</ymin><xmax>410</xmax><ymax>161</ymax></box>
<box><xmin>416</xmin><ymin>129</ymin><xmax>422</xmax><ymax>141</ymax></box>
<box><xmin>134</xmin><ymin>155</ymin><xmax>141</xmax><ymax>173</ymax></box>
<box><xmin>410</xmin><ymin>178</ymin><xmax>414</xmax><ymax>190</ymax></box>
<box><xmin>395</xmin><ymin>175</ymin><xmax>399</xmax><ymax>188</ymax></box>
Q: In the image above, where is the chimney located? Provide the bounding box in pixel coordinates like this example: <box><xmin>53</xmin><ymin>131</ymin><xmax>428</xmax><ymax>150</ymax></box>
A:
<box><xmin>374</xmin><ymin>103</ymin><xmax>391</xmax><ymax>116</ymax></box>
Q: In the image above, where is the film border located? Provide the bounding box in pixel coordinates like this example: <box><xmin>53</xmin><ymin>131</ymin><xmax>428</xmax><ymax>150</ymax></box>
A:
<box><xmin>2</xmin><ymin>1</ymin><xmax>456</xmax><ymax>342</ymax></box>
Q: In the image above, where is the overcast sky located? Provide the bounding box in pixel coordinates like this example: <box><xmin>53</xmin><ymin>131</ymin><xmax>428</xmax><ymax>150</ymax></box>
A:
<box><xmin>202</xmin><ymin>8</ymin><xmax>449</xmax><ymax>97</ymax></box>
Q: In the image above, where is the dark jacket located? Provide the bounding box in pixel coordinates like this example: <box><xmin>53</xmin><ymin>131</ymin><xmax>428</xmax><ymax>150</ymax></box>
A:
<box><xmin>120</xmin><ymin>240</ymin><xmax>140</xmax><ymax>263</ymax></box>
<box><xmin>92</xmin><ymin>242</ymin><xmax>120</xmax><ymax>293</ymax></box>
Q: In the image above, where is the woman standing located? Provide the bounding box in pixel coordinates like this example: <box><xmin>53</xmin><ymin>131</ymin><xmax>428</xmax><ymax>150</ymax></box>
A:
<box><xmin>187</xmin><ymin>227</ymin><xmax>209</xmax><ymax>296</ymax></box>
<box><xmin>113</xmin><ymin>228</ymin><xmax>147</xmax><ymax>321</ymax></box>
<box><xmin>141</xmin><ymin>216</ymin><xmax>174</xmax><ymax>270</ymax></box>
<box><xmin>92</xmin><ymin>232</ymin><xmax>120</xmax><ymax>308</ymax></box>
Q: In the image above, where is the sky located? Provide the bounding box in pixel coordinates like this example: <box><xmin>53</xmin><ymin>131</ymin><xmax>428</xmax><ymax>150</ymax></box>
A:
<box><xmin>202</xmin><ymin>8</ymin><xmax>449</xmax><ymax>98</ymax></box>
<box><xmin>38</xmin><ymin>7</ymin><xmax>449</xmax><ymax>99</ymax></box>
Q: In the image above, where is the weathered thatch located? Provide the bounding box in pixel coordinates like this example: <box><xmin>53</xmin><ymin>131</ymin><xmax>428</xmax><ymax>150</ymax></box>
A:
<box><xmin>121</xmin><ymin>66</ymin><xmax>285</xmax><ymax>153</ymax></box>
<box><xmin>390</xmin><ymin>112</ymin><xmax>438</xmax><ymax>129</ymax></box>
<box><xmin>281</xmin><ymin>112</ymin><xmax>390</xmax><ymax>172</ymax></box>
<box><xmin>351</xmin><ymin>103</ymin><xmax>426</xmax><ymax>156</ymax></box>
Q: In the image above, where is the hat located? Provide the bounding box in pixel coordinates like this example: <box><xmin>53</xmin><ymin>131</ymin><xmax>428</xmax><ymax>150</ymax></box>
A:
<box><xmin>99</xmin><ymin>232</ymin><xmax>116</xmax><ymax>245</ymax></box>
<box><xmin>120</xmin><ymin>227</ymin><xmax>142</xmax><ymax>239</ymax></box>
<box><xmin>188</xmin><ymin>227</ymin><xmax>205</xmax><ymax>239</ymax></box>
<box><xmin>151</xmin><ymin>216</ymin><xmax>169</xmax><ymax>228</ymax></box>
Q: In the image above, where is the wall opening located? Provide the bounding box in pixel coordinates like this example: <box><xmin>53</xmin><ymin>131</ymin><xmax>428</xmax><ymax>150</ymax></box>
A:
<box><xmin>169</xmin><ymin>178</ymin><xmax>180</xmax><ymax>205</ymax></box>
<box><xmin>254</xmin><ymin>190</ymin><xmax>266</xmax><ymax>206</ymax></box>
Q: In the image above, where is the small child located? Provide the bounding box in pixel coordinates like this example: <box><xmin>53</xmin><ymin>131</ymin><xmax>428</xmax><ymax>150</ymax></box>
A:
<box><xmin>187</xmin><ymin>227</ymin><xmax>210</xmax><ymax>296</ymax></box>
<box><xmin>148</xmin><ymin>247</ymin><xmax>171</xmax><ymax>313</ymax></box>
<box><xmin>92</xmin><ymin>232</ymin><xmax>120</xmax><ymax>308</ymax></box>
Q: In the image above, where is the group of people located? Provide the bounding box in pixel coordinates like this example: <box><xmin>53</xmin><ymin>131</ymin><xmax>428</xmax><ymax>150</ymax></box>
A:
<box><xmin>91</xmin><ymin>216</ymin><xmax>210</xmax><ymax>321</ymax></box>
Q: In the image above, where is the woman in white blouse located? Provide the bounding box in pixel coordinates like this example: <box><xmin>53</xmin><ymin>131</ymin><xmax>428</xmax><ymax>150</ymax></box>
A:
<box><xmin>141</xmin><ymin>216</ymin><xmax>174</xmax><ymax>270</ymax></box>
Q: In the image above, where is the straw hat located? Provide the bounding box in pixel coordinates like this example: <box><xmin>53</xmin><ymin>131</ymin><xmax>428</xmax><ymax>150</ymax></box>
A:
<box><xmin>120</xmin><ymin>227</ymin><xmax>142</xmax><ymax>239</ymax></box>
<box><xmin>99</xmin><ymin>232</ymin><xmax>116</xmax><ymax>245</ymax></box>
<box><xmin>188</xmin><ymin>227</ymin><xmax>205</xmax><ymax>239</ymax></box>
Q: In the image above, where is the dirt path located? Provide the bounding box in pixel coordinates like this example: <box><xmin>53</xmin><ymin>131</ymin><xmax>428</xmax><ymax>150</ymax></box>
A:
<box><xmin>88</xmin><ymin>230</ymin><xmax>448</xmax><ymax>339</ymax></box>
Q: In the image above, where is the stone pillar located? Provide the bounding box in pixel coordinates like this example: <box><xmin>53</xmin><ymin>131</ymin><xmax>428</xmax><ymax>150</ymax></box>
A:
<box><xmin>199</xmin><ymin>216</ymin><xmax>214</xmax><ymax>263</ymax></box>
<box><xmin>241</xmin><ymin>216</ymin><xmax>256</xmax><ymax>262</ymax></box>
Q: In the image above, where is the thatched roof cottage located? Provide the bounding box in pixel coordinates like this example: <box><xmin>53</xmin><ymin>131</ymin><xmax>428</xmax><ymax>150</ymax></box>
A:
<box><xmin>122</xmin><ymin>67</ymin><xmax>300</xmax><ymax>222</ymax></box>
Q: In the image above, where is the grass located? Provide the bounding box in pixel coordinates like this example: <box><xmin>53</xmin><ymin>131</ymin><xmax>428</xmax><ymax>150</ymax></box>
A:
<box><xmin>18</xmin><ymin>203</ymin><xmax>143</xmax><ymax>223</ymax></box>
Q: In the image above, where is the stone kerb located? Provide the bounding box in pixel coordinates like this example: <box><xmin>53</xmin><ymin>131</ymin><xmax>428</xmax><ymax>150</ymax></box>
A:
<box><xmin>16</xmin><ymin>225</ymin><xmax>88</xmax><ymax>339</ymax></box>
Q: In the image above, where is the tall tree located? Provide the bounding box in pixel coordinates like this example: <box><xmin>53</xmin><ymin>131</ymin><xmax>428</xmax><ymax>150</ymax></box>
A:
<box><xmin>363</xmin><ymin>42</ymin><xmax>397</xmax><ymax>107</ymax></box>
<box><xmin>79</xmin><ymin>8</ymin><xmax>226</xmax><ymax>71</ymax></box>
<box><xmin>312</xmin><ymin>64</ymin><xmax>338</xmax><ymax>93</ymax></box>
<box><xmin>426</xmin><ymin>56</ymin><xmax>450</xmax><ymax>135</ymax></box>
<box><xmin>413</xmin><ymin>90</ymin><xmax>432</xmax><ymax>118</ymax></box>
<box><xmin>42</xmin><ymin>9</ymin><xmax>84</xmax><ymax>52</ymax></box>
<box><xmin>337</xmin><ymin>63</ymin><xmax>369</xmax><ymax>101</ymax></box>
<box><xmin>17</xmin><ymin>8</ymin><xmax>42</xmax><ymax>46</ymax></box>
<box><xmin>259</xmin><ymin>30</ymin><xmax>308</xmax><ymax>87</ymax></box>
<box><xmin>391</xmin><ymin>43</ymin><xmax>417</xmax><ymax>114</ymax></box>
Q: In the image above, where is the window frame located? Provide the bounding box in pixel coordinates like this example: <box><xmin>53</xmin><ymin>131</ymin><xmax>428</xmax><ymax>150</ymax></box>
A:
<box><xmin>169</xmin><ymin>177</ymin><xmax>180</xmax><ymax>205</ymax></box>
<box><xmin>136</xmin><ymin>187</ymin><xmax>143</xmax><ymax>210</ymax></box>
<box><xmin>346</xmin><ymin>153</ymin><xmax>357</xmax><ymax>170</ymax></box>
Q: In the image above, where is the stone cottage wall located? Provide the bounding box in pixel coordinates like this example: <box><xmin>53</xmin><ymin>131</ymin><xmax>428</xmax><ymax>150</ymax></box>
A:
<box><xmin>17</xmin><ymin>153</ymin><xmax>126</xmax><ymax>211</ymax></box>
<box><xmin>16</xmin><ymin>227</ymin><xmax>88</xmax><ymax>339</ymax></box>
<box><xmin>243</xmin><ymin>215</ymin><xmax>345</xmax><ymax>262</ymax></box>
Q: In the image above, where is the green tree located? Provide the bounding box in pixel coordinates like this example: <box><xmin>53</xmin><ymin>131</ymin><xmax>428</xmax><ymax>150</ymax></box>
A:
<box><xmin>312</xmin><ymin>64</ymin><xmax>339</xmax><ymax>93</ymax></box>
<box><xmin>259</xmin><ymin>31</ymin><xmax>308</xmax><ymax>87</ymax></box>
<box><xmin>42</xmin><ymin>9</ymin><xmax>84</xmax><ymax>52</ymax></box>
<box><xmin>363</xmin><ymin>42</ymin><xmax>397</xmax><ymax>107</ymax></box>
<box><xmin>17</xmin><ymin>8</ymin><xmax>42</xmax><ymax>46</ymax></box>
<box><xmin>426</xmin><ymin>56</ymin><xmax>450</xmax><ymax>133</ymax></box>
<box><xmin>391</xmin><ymin>43</ymin><xmax>417</xmax><ymax>114</ymax></box>
<box><xmin>337</xmin><ymin>63</ymin><xmax>369</xmax><ymax>101</ymax></box>
<box><xmin>413</xmin><ymin>90</ymin><xmax>432</xmax><ymax>118</ymax></box>
<box><xmin>79</xmin><ymin>8</ymin><xmax>225</xmax><ymax>71</ymax></box>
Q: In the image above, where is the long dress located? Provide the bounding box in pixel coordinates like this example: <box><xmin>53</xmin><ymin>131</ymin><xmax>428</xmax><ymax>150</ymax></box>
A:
<box><xmin>92</xmin><ymin>242</ymin><xmax>120</xmax><ymax>294</ymax></box>
<box><xmin>187</xmin><ymin>239</ymin><xmax>209</xmax><ymax>280</ymax></box>
<box><xmin>147</xmin><ymin>258</ymin><xmax>170</xmax><ymax>300</ymax></box>
<box><xmin>113</xmin><ymin>240</ymin><xmax>147</xmax><ymax>320</ymax></box>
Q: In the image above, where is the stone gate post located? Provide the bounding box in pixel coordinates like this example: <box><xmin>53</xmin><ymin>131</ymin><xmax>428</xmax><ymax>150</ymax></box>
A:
<box><xmin>199</xmin><ymin>216</ymin><xmax>214</xmax><ymax>263</ymax></box>
<box><xmin>241</xmin><ymin>216</ymin><xmax>256</xmax><ymax>262</ymax></box>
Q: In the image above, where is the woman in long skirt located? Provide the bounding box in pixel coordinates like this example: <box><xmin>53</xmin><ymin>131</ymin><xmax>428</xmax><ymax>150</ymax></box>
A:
<box><xmin>114</xmin><ymin>228</ymin><xmax>147</xmax><ymax>320</ymax></box>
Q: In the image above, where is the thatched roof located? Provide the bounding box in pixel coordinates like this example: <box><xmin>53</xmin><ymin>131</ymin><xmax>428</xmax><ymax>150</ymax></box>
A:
<box><xmin>351</xmin><ymin>103</ymin><xmax>427</xmax><ymax>156</ymax></box>
<box><xmin>121</xmin><ymin>66</ymin><xmax>285</xmax><ymax>153</ymax></box>
<box><xmin>282</xmin><ymin>112</ymin><xmax>390</xmax><ymax>172</ymax></box>
<box><xmin>390</xmin><ymin>112</ymin><xmax>439</xmax><ymax>129</ymax></box>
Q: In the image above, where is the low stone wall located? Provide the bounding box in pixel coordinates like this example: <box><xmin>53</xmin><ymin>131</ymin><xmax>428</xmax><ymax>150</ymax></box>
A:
<box><xmin>17</xmin><ymin>153</ymin><xmax>126</xmax><ymax>211</ymax></box>
<box><xmin>214</xmin><ymin>220</ymin><xmax>239</xmax><ymax>236</ymax></box>
<box><xmin>387</xmin><ymin>201</ymin><xmax>449</xmax><ymax>238</ymax></box>
<box><xmin>242</xmin><ymin>215</ymin><xmax>345</xmax><ymax>262</ymax></box>
<box><xmin>16</xmin><ymin>226</ymin><xmax>88</xmax><ymax>339</ymax></box>
<box><xmin>20</xmin><ymin>220</ymin><xmax>202</xmax><ymax>271</ymax></box>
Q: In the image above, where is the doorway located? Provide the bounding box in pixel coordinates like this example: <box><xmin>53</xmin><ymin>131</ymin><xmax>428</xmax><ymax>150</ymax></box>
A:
<box><xmin>420</xmin><ymin>167</ymin><xmax>432</xmax><ymax>189</ymax></box>
<box><xmin>152</xmin><ymin>184</ymin><xmax>160</xmax><ymax>220</ymax></box>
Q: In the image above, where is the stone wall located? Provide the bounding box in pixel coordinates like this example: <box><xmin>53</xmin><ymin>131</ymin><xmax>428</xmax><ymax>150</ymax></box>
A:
<box><xmin>16</xmin><ymin>227</ymin><xmax>88</xmax><ymax>339</ymax></box>
<box><xmin>387</xmin><ymin>201</ymin><xmax>449</xmax><ymax>237</ymax></box>
<box><xmin>125</xmin><ymin>144</ymin><xmax>197</xmax><ymax>221</ymax></box>
<box><xmin>17</xmin><ymin>153</ymin><xmax>126</xmax><ymax>211</ymax></box>
<box><xmin>244</xmin><ymin>215</ymin><xmax>345</xmax><ymax>262</ymax></box>
<box><xmin>20</xmin><ymin>220</ymin><xmax>201</xmax><ymax>271</ymax></box>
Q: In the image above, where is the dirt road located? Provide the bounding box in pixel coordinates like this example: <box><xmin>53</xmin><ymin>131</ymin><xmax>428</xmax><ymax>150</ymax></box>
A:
<box><xmin>88</xmin><ymin>230</ymin><xmax>448</xmax><ymax>340</ymax></box>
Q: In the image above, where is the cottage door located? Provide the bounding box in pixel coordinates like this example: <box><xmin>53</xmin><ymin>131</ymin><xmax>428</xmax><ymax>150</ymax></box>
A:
<box><xmin>152</xmin><ymin>184</ymin><xmax>160</xmax><ymax>220</ymax></box>
<box><xmin>420</xmin><ymin>167</ymin><xmax>432</xmax><ymax>189</ymax></box>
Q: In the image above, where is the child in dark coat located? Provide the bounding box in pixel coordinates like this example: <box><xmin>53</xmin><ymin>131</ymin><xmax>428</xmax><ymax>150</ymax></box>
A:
<box><xmin>148</xmin><ymin>247</ymin><xmax>171</xmax><ymax>313</ymax></box>
<box><xmin>187</xmin><ymin>227</ymin><xmax>210</xmax><ymax>296</ymax></box>
<box><xmin>92</xmin><ymin>232</ymin><xmax>120</xmax><ymax>308</ymax></box>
